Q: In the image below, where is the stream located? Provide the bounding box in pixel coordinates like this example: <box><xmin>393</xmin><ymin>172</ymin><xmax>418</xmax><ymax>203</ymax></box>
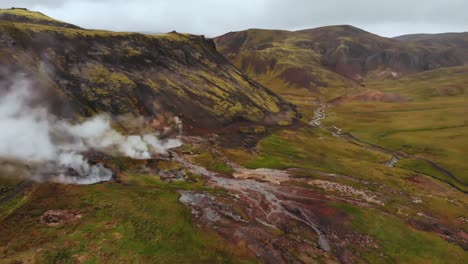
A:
<box><xmin>309</xmin><ymin>103</ymin><xmax>401</xmax><ymax>167</ymax></box>
<box><xmin>172</xmin><ymin>152</ymin><xmax>332</xmax><ymax>258</ymax></box>
<box><xmin>310</xmin><ymin>104</ymin><xmax>467</xmax><ymax>192</ymax></box>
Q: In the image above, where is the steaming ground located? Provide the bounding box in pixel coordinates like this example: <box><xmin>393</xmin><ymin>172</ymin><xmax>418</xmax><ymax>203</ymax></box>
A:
<box><xmin>0</xmin><ymin>77</ymin><xmax>182</xmax><ymax>184</ymax></box>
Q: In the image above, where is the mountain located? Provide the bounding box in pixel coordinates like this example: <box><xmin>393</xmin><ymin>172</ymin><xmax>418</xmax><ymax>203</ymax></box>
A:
<box><xmin>297</xmin><ymin>25</ymin><xmax>463</xmax><ymax>76</ymax></box>
<box><xmin>395</xmin><ymin>32</ymin><xmax>468</xmax><ymax>63</ymax></box>
<box><xmin>0</xmin><ymin>8</ymin><xmax>297</xmax><ymax>132</ymax></box>
<box><xmin>215</xmin><ymin>26</ymin><xmax>465</xmax><ymax>99</ymax></box>
<box><xmin>215</xmin><ymin>28</ymin><xmax>355</xmax><ymax>100</ymax></box>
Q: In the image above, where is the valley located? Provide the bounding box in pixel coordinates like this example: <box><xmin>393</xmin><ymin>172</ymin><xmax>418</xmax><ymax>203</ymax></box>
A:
<box><xmin>0</xmin><ymin>7</ymin><xmax>467</xmax><ymax>264</ymax></box>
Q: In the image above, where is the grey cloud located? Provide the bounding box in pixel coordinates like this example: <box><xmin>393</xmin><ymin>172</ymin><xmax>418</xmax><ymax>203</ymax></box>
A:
<box><xmin>0</xmin><ymin>0</ymin><xmax>467</xmax><ymax>37</ymax></box>
<box><xmin>2</xmin><ymin>0</ymin><xmax>69</xmax><ymax>8</ymax></box>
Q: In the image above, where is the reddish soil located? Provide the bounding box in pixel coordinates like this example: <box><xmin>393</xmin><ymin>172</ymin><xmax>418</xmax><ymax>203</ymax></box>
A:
<box><xmin>278</xmin><ymin>67</ymin><xmax>326</xmax><ymax>90</ymax></box>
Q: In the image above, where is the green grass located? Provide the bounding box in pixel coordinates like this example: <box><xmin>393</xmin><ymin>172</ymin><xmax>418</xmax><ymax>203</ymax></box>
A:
<box><xmin>0</xmin><ymin>189</ymin><xmax>32</xmax><ymax>221</ymax></box>
<box><xmin>365</xmin><ymin>66</ymin><xmax>468</xmax><ymax>100</ymax></box>
<box><xmin>397</xmin><ymin>158</ymin><xmax>448</xmax><ymax>181</ymax></box>
<box><xmin>0</xmin><ymin>177</ymin><xmax>31</xmax><ymax>220</ymax></box>
<box><xmin>192</xmin><ymin>152</ymin><xmax>234</xmax><ymax>175</ymax></box>
<box><xmin>0</xmin><ymin>175</ymin><xmax>255</xmax><ymax>263</ymax></box>
<box><xmin>324</xmin><ymin>94</ymin><xmax>468</xmax><ymax>189</ymax></box>
<box><xmin>334</xmin><ymin>203</ymin><xmax>468</xmax><ymax>263</ymax></box>
<box><xmin>244</xmin><ymin>127</ymin><xmax>390</xmax><ymax>173</ymax></box>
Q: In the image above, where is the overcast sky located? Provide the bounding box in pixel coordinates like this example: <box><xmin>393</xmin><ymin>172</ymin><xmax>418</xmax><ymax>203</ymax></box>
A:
<box><xmin>1</xmin><ymin>0</ymin><xmax>467</xmax><ymax>37</ymax></box>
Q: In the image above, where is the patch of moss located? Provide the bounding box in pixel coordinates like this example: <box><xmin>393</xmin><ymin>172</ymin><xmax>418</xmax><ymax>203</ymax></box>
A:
<box><xmin>239</xmin><ymin>125</ymin><xmax>266</xmax><ymax>135</ymax></box>
<box><xmin>88</xmin><ymin>65</ymin><xmax>135</xmax><ymax>88</ymax></box>
<box><xmin>81</xmin><ymin>65</ymin><xmax>137</xmax><ymax>110</ymax></box>
<box><xmin>125</xmin><ymin>47</ymin><xmax>142</xmax><ymax>57</ymax></box>
<box><xmin>277</xmin><ymin>120</ymin><xmax>291</xmax><ymax>126</ymax></box>
<box><xmin>192</xmin><ymin>152</ymin><xmax>234</xmax><ymax>175</ymax></box>
<box><xmin>147</xmin><ymin>79</ymin><xmax>159</xmax><ymax>91</ymax></box>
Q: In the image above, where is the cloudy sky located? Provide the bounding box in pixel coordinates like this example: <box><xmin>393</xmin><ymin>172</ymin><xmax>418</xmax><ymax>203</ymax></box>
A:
<box><xmin>1</xmin><ymin>0</ymin><xmax>467</xmax><ymax>37</ymax></box>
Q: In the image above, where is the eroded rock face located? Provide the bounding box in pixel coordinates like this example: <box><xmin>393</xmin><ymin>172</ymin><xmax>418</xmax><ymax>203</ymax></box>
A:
<box><xmin>0</xmin><ymin>14</ymin><xmax>298</xmax><ymax>132</ymax></box>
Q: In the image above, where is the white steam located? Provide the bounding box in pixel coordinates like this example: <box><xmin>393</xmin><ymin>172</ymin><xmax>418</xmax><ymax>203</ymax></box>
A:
<box><xmin>0</xmin><ymin>77</ymin><xmax>182</xmax><ymax>184</ymax></box>
<box><xmin>58</xmin><ymin>114</ymin><xmax>182</xmax><ymax>159</ymax></box>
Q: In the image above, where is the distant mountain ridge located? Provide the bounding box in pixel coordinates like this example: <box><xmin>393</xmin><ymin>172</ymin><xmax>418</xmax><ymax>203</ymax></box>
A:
<box><xmin>215</xmin><ymin>25</ymin><xmax>468</xmax><ymax>98</ymax></box>
<box><xmin>394</xmin><ymin>32</ymin><xmax>468</xmax><ymax>63</ymax></box>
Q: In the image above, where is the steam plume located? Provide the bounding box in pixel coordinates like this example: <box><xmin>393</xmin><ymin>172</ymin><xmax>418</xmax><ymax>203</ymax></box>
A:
<box><xmin>0</xmin><ymin>76</ymin><xmax>182</xmax><ymax>184</ymax></box>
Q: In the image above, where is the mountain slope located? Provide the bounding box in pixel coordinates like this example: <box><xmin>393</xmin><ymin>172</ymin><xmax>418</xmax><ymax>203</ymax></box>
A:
<box><xmin>215</xmin><ymin>28</ymin><xmax>354</xmax><ymax>100</ymax></box>
<box><xmin>0</xmin><ymin>9</ymin><xmax>297</xmax><ymax>132</ymax></box>
<box><xmin>215</xmin><ymin>26</ymin><xmax>465</xmax><ymax>100</ymax></box>
<box><xmin>0</xmin><ymin>8</ymin><xmax>80</xmax><ymax>29</ymax></box>
<box><xmin>395</xmin><ymin>32</ymin><xmax>468</xmax><ymax>63</ymax></box>
<box><xmin>298</xmin><ymin>25</ymin><xmax>463</xmax><ymax>77</ymax></box>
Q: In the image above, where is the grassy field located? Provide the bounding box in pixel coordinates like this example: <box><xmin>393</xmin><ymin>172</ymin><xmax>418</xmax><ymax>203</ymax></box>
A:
<box><xmin>322</xmin><ymin>67</ymin><xmax>468</xmax><ymax>190</ymax></box>
<box><xmin>192</xmin><ymin>151</ymin><xmax>234</xmax><ymax>175</ymax></box>
<box><xmin>0</xmin><ymin>174</ymin><xmax>255</xmax><ymax>264</ymax></box>
<box><xmin>243</xmin><ymin>127</ymin><xmax>390</xmax><ymax>172</ymax></box>
<box><xmin>335</xmin><ymin>203</ymin><xmax>467</xmax><ymax>263</ymax></box>
<box><xmin>366</xmin><ymin>66</ymin><xmax>468</xmax><ymax>100</ymax></box>
<box><xmin>324</xmin><ymin>98</ymin><xmax>468</xmax><ymax>188</ymax></box>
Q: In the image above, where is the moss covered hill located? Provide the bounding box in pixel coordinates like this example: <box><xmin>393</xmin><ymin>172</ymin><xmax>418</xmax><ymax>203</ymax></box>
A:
<box><xmin>215</xmin><ymin>26</ymin><xmax>465</xmax><ymax>99</ymax></box>
<box><xmin>214</xmin><ymin>28</ymin><xmax>354</xmax><ymax>100</ymax></box>
<box><xmin>0</xmin><ymin>8</ymin><xmax>80</xmax><ymax>29</ymax></box>
<box><xmin>0</xmin><ymin>9</ymin><xmax>297</xmax><ymax>131</ymax></box>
